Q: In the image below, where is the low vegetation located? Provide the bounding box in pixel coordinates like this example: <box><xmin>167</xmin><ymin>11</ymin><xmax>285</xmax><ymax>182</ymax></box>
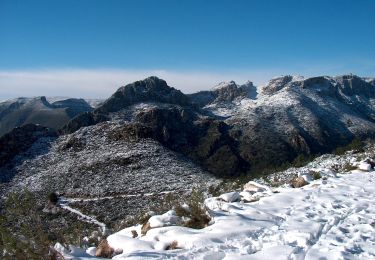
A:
<box><xmin>0</xmin><ymin>190</ymin><xmax>99</xmax><ymax>259</ymax></box>
<box><xmin>334</xmin><ymin>138</ymin><xmax>364</xmax><ymax>155</ymax></box>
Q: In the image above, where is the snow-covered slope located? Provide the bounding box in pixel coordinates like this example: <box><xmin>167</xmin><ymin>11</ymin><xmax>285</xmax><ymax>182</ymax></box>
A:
<box><xmin>201</xmin><ymin>74</ymin><xmax>375</xmax><ymax>169</ymax></box>
<box><xmin>58</xmin><ymin>148</ymin><xmax>375</xmax><ymax>259</ymax></box>
<box><xmin>0</xmin><ymin>120</ymin><xmax>216</xmax><ymax>225</ymax></box>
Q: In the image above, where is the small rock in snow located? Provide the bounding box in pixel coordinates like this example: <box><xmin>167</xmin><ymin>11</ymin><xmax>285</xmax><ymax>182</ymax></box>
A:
<box><xmin>358</xmin><ymin>162</ymin><xmax>371</xmax><ymax>171</ymax></box>
<box><xmin>219</xmin><ymin>191</ymin><xmax>240</xmax><ymax>202</ymax></box>
<box><xmin>141</xmin><ymin>222</ymin><xmax>151</xmax><ymax>235</ymax></box>
<box><xmin>291</xmin><ymin>176</ymin><xmax>308</xmax><ymax>188</ymax></box>
<box><xmin>95</xmin><ymin>239</ymin><xmax>114</xmax><ymax>258</ymax></box>
<box><xmin>243</xmin><ymin>181</ymin><xmax>266</xmax><ymax>193</ymax></box>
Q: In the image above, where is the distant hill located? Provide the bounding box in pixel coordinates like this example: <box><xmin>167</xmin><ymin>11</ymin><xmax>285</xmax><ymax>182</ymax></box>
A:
<box><xmin>0</xmin><ymin>96</ymin><xmax>93</xmax><ymax>136</ymax></box>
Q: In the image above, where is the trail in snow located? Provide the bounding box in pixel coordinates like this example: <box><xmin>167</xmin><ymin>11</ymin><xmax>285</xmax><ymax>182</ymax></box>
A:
<box><xmin>61</xmin><ymin>190</ymin><xmax>187</xmax><ymax>203</ymax></box>
<box><xmin>58</xmin><ymin>190</ymin><xmax>189</xmax><ymax>234</ymax></box>
<box><xmin>59</xmin><ymin>200</ymin><xmax>107</xmax><ymax>234</ymax></box>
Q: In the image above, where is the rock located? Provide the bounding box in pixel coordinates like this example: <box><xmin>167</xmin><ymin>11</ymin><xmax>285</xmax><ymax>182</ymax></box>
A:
<box><xmin>95</xmin><ymin>239</ymin><xmax>114</xmax><ymax>258</ymax></box>
<box><xmin>219</xmin><ymin>192</ymin><xmax>240</xmax><ymax>202</ymax></box>
<box><xmin>212</xmin><ymin>81</ymin><xmax>254</xmax><ymax>102</ymax></box>
<box><xmin>364</xmin><ymin>158</ymin><xmax>375</xmax><ymax>168</ymax></box>
<box><xmin>243</xmin><ymin>181</ymin><xmax>266</xmax><ymax>193</ymax></box>
<box><xmin>239</xmin><ymin>191</ymin><xmax>259</xmax><ymax>202</ymax></box>
<box><xmin>98</xmin><ymin>76</ymin><xmax>190</xmax><ymax>114</ymax></box>
<box><xmin>358</xmin><ymin>162</ymin><xmax>371</xmax><ymax>171</ymax></box>
<box><xmin>131</xmin><ymin>230</ymin><xmax>138</xmax><ymax>238</ymax></box>
<box><xmin>291</xmin><ymin>176</ymin><xmax>308</xmax><ymax>188</ymax></box>
<box><xmin>141</xmin><ymin>222</ymin><xmax>151</xmax><ymax>236</ymax></box>
<box><xmin>166</xmin><ymin>240</ymin><xmax>179</xmax><ymax>250</ymax></box>
<box><xmin>262</xmin><ymin>75</ymin><xmax>293</xmax><ymax>95</ymax></box>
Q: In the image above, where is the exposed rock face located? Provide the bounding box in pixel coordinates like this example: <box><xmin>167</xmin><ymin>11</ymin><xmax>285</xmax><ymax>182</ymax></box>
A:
<box><xmin>0</xmin><ymin>124</ymin><xmax>57</xmax><ymax>168</ymax></box>
<box><xmin>61</xmin><ymin>77</ymin><xmax>190</xmax><ymax>134</ymax></box>
<box><xmin>188</xmin><ymin>80</ymin><xmax>256</xmax><ymax>107</ymax></box>
<box><xmin>212</xmin><ymin>81</ymin><xmax>254</xmax><ymax>102</ymax></box>
<box><xmin>262</xmin><ymin>75</ymin><xmax>294</xmax><ymax>95</ymax></box>
<box><xmin>0</xmin><ymin>97</ymin><xmax>92</xmax><ymax>136</ymax></box>
<box><xmin>98</xmin><ymin>76</ymin><xmax>190</xmax><ymax>113</ymax></box>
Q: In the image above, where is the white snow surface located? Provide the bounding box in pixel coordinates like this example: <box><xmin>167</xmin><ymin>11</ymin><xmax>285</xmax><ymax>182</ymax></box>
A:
<box><xmin>59</xmin><ymin>167</ymin><xmax>375</xmax><ymax>259</ymax></box>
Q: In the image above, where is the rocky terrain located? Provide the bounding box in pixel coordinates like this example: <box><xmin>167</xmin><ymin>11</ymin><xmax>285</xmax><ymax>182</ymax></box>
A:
<box><xmin>62</xmin><ymin>75</ymin><xmax>375</xmax><ymax>176</ymax></box>
<box><xmin>58</xmin><ymin>144</ymin><xmax>375</xmax><ymax>260</ymax></box>
<box><xmin>0</xmin><ymin>74</ymin><xmax>375</xmax><ymax>258</ymax></box>
<box><xmin>0</xmin><ymin>96</ymin><xmax>93</xmax><ymax>136</ymax></box>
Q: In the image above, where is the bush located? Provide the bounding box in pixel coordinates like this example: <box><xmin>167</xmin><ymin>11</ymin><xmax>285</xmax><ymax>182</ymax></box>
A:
<box><xmin>174</xmin><ymin>188</ymin><xmax>211</xmax><ymax>229</ymax></box>
<box><xmin>121</xmin><ymin>189</ymin><xmax>211</xmax><ymax>232</ymax></box>
<box><xmin>48</xmin><ymin>192</ymin><xmax>59</xmax><ymax>205</ymax></box>
<box><xmin>342</xmin><ymin>162</ymin><xmax>357</xmax><ymax>172</ymax></box>
<box><xmin>310</xmin><ymin>171</ymin><xmax>322</xmax><ymax>180</ymax></box>
<box><xmin>0</xmin><ymin>190</ymin><xmax>51</xmax><ymax>259</ymax></box>
<box><xmin>0</xmin><ymin>190</ymin><xmax>96</xmax><ymax>259</ymax></box>
<box><xmin>335</xmin><ymin>138</ymin><xmax>364</xmax><ymax>155</ymax></box>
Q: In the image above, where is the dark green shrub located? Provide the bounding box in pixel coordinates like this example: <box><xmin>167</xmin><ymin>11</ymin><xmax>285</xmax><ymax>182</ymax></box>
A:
<box><xmin>311</xmin><ymin>171</ymin><xmax>322</xmax><ymax>180</ymax></box>
<box><xmin>174</xmin><ymin>188</ymin><xmax>211</xmax><ymax>229</ymax></box>
<box><xmin>335</xmin><ymin>138</ymin><xmax>364</xmax><ymax>155</ymax></box>
<box><xmin>48</xmin><ymin>192</ymin><xmax>59</xmax><ymax>205</ymax></box>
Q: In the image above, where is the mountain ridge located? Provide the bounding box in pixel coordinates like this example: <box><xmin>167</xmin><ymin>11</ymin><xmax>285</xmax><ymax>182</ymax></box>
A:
<box><xmin>49</xmin><ymin>74</ymin><xmax>375</xmax><ymax>177</ymax></box>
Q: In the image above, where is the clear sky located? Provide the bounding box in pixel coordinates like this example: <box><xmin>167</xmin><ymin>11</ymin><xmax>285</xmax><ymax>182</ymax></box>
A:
<box><xmin>0</xmin><ymin>0</ymin><xmax>374</xmax><ymax>99</ymax></box>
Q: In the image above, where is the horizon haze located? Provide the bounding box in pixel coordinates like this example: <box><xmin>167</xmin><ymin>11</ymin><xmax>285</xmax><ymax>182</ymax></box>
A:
<box><xmin>1</xmin><ymin>0</ymin><xmax>374</xmax><ymax>99</ymax></box>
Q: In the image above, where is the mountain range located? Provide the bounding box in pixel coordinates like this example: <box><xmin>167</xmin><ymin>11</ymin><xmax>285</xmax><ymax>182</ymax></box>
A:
<box><xmin>0</xmin><ymin>74</ymin><xmax>374</xmax><ymax>228</ymax></box>
<box><xmin>0</xmin><ymin>96</ymin><xmax>96</xmax><ymax>136</ymax></box>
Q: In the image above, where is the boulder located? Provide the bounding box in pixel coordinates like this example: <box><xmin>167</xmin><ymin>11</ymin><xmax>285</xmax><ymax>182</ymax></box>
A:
<box><xmin>358</xmin><ymin>162</ymin><xmax>371</xmax><ymax>171</ymax></box>
<box><xmin>243</xmin><ymin>181</ymin><xmax>267</xmax><ymax>193</ymax></box>
<box><xmin>291</xmin><ymin>176</ymin><xmax>308</xmax><ymax>188</ymax></box>
<box><xmin>219</xmin><ymin>192</ymin><xmax>240</xmax><ymax>202</ymax></box>
<box><xmin>95</xmin><ymin>239</ymin><xmax>114</xmax><ymax>258</ymax></box>
<box><xmin>141</xmin><ymin>222</ymin><xmax>151</xmax><ymax>236</ymax></box>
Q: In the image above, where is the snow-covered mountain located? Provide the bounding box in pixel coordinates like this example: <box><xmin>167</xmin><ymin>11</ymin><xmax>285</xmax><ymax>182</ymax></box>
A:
<box><xmin>1</xmin><ymin>74</ymin><xmax>375</xmax><ymax>259</ymax></box>
<box><xmin>60</xmin><ymin>75</ymin><xmax>375</xmax><ymax>176</ymax></box>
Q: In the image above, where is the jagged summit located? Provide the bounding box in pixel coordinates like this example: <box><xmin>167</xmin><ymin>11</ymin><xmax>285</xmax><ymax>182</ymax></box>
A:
<box><xmin>97</xmin><ymin>76</ymin><xmax>190</xmax><ymax>113</ymax></box>
<box><xmin>212</xmin><ymin>81</ymin><xmax>237</xmax><ymax>90</ymax></box>
<box><xmin>260</xmin><ymin>74</ymin><xmax>375</xmax><ymax>97</ymax></box>
<box><xmin>188</xmin><ymin>79</ymin><xmax>256</xmax><ymax>106</ymax></box>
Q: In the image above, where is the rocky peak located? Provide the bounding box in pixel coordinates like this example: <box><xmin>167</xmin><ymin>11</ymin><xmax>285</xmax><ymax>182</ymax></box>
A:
<box><xmin>334</xmin><ymin>74</ymin><xmax>375</xmax><ymax>97</ymax></box>
<box><xmin>212</xmin><ymin>80</ymin><xmax>255</xmax><ymax>102</ymax></box>
<box><xmin>262</xmin><ymin>75</ymin><xmax>294</xmax><ymax>95</ymax></box>
<box><xmin>97</xmin><ymin>76</ymin><xmax>190</xmax><ymax>113</ymax></box>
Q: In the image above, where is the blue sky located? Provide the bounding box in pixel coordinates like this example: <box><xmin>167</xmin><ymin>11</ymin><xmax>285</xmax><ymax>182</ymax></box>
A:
<box><xmin>0</xmin><ymin>0</ymin><xmax>374</xmax><ymax>98</ymax></box>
